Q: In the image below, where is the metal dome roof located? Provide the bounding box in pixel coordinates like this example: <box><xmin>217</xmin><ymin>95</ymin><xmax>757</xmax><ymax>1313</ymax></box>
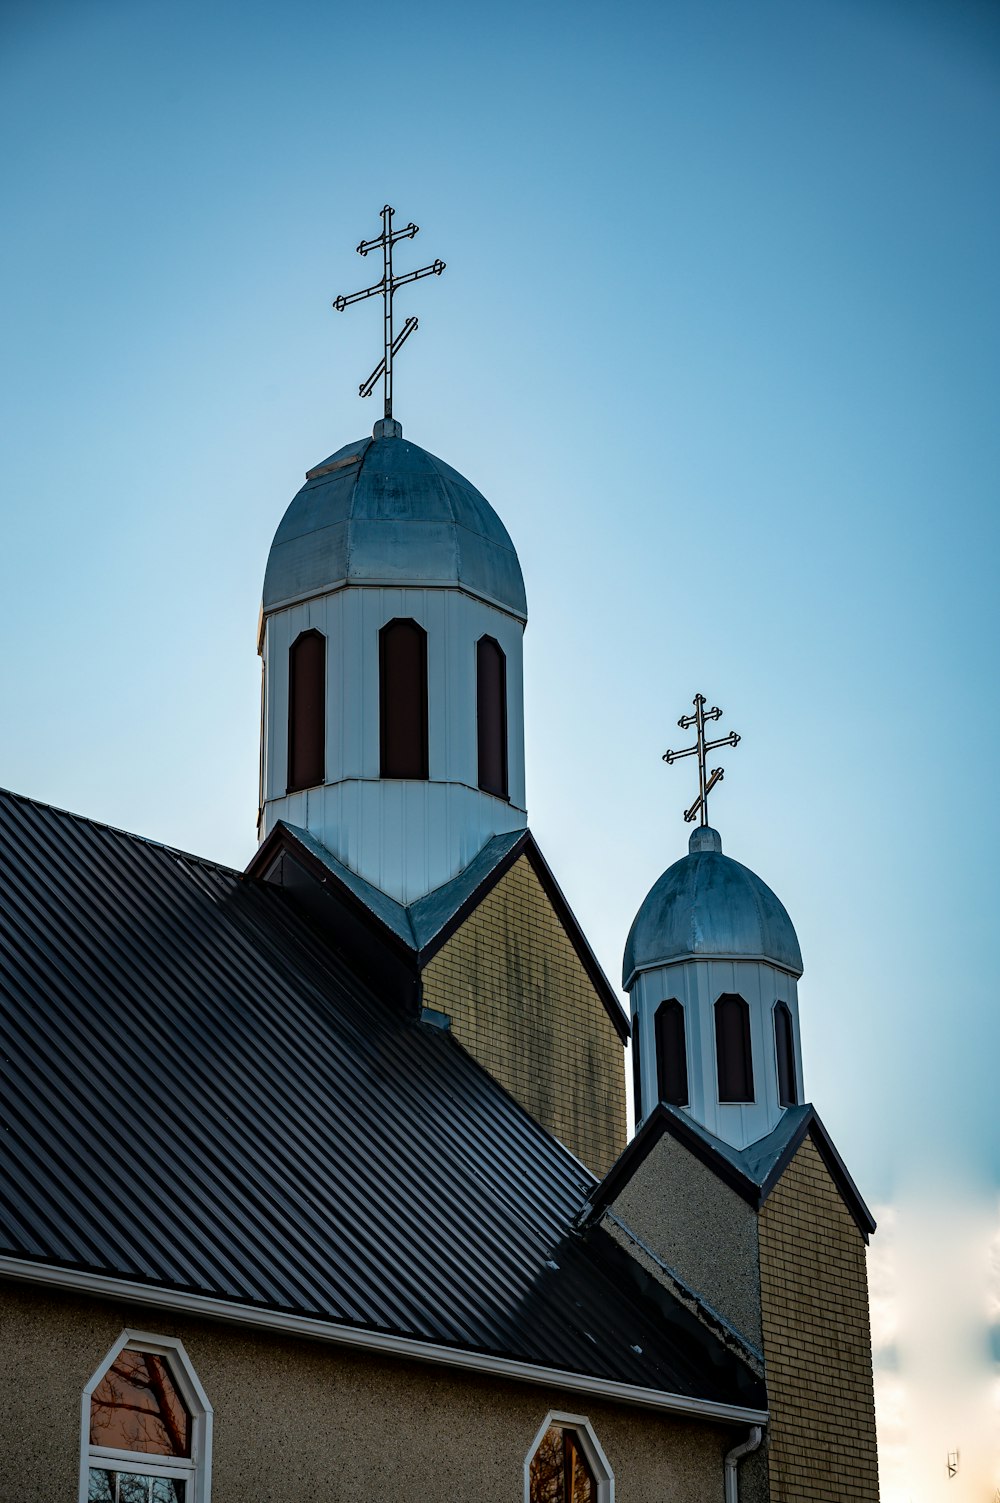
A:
<box><xmin>622</xmin><ymin>826</ymin><xmax>803</xmax><ymax>986</ymax></box>
<box><xmin>262</xmin><ymin>424</ymin><xmax>527</xmax><ymax>620</ymax></box>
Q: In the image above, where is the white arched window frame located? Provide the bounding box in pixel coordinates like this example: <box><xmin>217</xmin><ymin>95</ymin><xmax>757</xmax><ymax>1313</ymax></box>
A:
<box><xmin>524</xmin><ymin>1409</ymin><xmax>614</xmax><ymax>1503</ymax></box>
<box><xmin>80</xmin><ymin>1331</ymin><xmax>213</xmax><ymax>1503</ymax></box>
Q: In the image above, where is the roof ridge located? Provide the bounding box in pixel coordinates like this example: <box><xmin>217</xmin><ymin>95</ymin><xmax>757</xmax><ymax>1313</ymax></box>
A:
<box><xmin>0</xmin><ymin>785</ymin><xmax>242</xmax><ymax>878</ymax></box>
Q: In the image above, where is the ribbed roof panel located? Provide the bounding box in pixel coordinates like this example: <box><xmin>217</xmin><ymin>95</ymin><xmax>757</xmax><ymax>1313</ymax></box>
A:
<box><xmin>0</xmin><ymin>789</ymin><xmax>759</xmax><ymax>1407</ymax></box>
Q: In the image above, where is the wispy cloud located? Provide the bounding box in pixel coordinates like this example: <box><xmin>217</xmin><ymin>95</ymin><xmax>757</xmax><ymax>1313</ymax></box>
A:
<box><xmin>870</xmin><ymin>1184</ymin><xmax>1000</xmax><ymax>1501</ymax></box>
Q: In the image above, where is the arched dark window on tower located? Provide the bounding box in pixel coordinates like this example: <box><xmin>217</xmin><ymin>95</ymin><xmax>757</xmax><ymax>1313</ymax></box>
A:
<box><xmin>774</xmin><ymin>1001</ymin><xmax>798</xmax><ymax>1107</ymax></box>
<box><xmin>287</xmin><ymin>629</ymin><xmax>326</xmax><ymax>793</ymax></box>
<box><xmin>715</xmin><ymin>993</ymin><xmax>754</xmax><ymax>1103</ymax></box>
<box><xmin>655</xmin><ymin>999</ymin><xmax>689</xmax><ymax>1107</ymax></box>
<box><xmin>476</xmin><ymin>635</ymin><xmax>508</xmax><ymax>799</ymax></box>
<box><xmin>380</xmin><ymin>618</ymin><xmax>429</xmax><ymax>779</ymax></box>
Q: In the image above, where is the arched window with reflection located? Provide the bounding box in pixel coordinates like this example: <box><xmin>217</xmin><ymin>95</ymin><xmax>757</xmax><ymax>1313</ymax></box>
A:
<box><xmin>774</xmin><ymin>1000</ymin><xmax>798</xmax><ymax>1107</ymax></box>
<box><xmin>527</xmin><ymin>1417</ymin><xmax>611</xmax><ymax>1503</ymax></box>
<box><xmin>476</xmin><ymin>635</ymin><xmax>508</xmax><ymax>799</ymax></box>
<box><xmin>84</xmin><ymin>1335</ymin><xmax>212</xmax><ymax>1503</ymax></box>
<box><xmin>715</xmin><ymin>993</ymin><xmax>754</xmax><ymax>1103</ymax></box>
<box><xmin>287</xmin><ymin>629</ymin><xmax>326</xmax><ymax>792</ymax></box>
<box><xmin>379</xmin><ymin>618</ymin><xmax>428</xmax><ymax>779</ymax></box>
<box><xmin>655</xmin><ymin>999</ymin><xmax>689</xmax><ymax>1107</ymax></box>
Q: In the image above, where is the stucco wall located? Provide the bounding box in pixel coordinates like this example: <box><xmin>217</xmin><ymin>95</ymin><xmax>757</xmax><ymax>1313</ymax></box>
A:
<box><xmin>421</xmin><ymin>854</ymin><xmax>627</xmax><ymax>1177</ymax></box>
<box><xmin>758</xmin><ymin>1135</ymin><xmax>879</xmax><ymax>1501</ymax></box>
<box><xmin>609</xmin><ymin>1131</ymin><xmax>762</xmax><ymax>1349</ymax></box>
<box><xmin>2</xmin><ymin>1281</ymin><xmax>737</xmax><ymax>1503</ymax></box>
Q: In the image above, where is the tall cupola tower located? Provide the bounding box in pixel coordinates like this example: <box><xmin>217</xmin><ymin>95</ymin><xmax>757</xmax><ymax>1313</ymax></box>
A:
<box><xmin>259</xmin><ymin>206</ymin><xmax>529</xmax><ymax>905</ymax></box>
<box><xmin>623</xmin><ymin>695</ymin><xmax>805</xmax><ymax>1150</ymax></box>
<box><xmin>258</xmin><ymin>420</ymin><xmax>528</xmax><ymax>904</ymax></box>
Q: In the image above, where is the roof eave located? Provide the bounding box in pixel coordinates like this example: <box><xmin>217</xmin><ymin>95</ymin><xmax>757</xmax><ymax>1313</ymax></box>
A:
<box><xmin>0</xmin><ymin>1256</ymin><xmax>767</xmax><ymax>1428</ymax></box>
<box><xmin>584</xmin><ymin>1103</ymin><xmax>876</xmax><ymax>1242</ymax></box>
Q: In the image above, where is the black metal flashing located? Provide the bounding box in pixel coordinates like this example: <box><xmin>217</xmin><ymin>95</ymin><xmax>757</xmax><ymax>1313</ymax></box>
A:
<box><xmin>248</xmin><ymin>821</ymin><xmax>630</xmax><ymax>1043</ymax></box>
<box><xmin>587</xmin><ymin>1103</ymin><xmax>876</xmax><ymax>1242</ymax></box>
<box><xmin>0</xmin><ymin>787</ymin><xmax>749</xmax><ymax>1405</ymax></box>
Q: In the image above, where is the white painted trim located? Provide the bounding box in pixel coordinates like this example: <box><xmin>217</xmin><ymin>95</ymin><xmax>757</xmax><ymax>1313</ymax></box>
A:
<box><xmin>524</xmin><ymin>1410</ymin><xmax>615</xmax><ymax>1503</ymax></box>
<box><xmin>261</xmin><ymin>773</ymin><xmax>527</xmax><ymax>808</ymax></box>
<box><xmin>80</xmin><ymin>1329</ymin><xmax>213</xmax><ymax>1503</ymax></box>
<box><xmin>5</xmin><ymin>1257</ymin><xmax>768</xmax><ymax>1428</ymax></box>
<box><xmin>265</xmin><ymin>578</ymin><xmax>528</xmax><ymax>624</ymax></box>
<box><xmin>624</xmin><ymin>954</ymin><xmax>801</xmax><ymax>990</ymax></box>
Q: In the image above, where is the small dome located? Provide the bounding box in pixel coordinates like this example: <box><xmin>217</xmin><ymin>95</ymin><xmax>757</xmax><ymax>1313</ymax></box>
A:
<box><xmin>622</xmin><ymin>827</ymin><xmax>803</xmax><ymax>985</ymax></box>
<box><xmin>263</xmin><ymin>426</ymin><xmax>527</xmax><ymax>620</ymax></box>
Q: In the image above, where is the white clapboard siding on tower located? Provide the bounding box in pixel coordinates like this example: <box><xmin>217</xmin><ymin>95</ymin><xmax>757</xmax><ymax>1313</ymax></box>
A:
<box><xmin>630</xmin><ymin>960</ymin><xmax>804</xmax><ymax>1151</ymax></box>
<box><xmin>261</xmin><ymin>584</ymin><xmax>526</xmax><ymax>904</ymax></box>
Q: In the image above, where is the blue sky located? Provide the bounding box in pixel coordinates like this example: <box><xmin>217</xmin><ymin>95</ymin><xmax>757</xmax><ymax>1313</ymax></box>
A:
<box><xmin>2</xmin><ymin>1</ymin><xmax>998</xmax><ymax>1492</ymax></box>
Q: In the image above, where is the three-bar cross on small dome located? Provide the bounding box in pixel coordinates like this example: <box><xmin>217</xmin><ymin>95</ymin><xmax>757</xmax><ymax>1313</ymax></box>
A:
<box><xmin>662</xmin><ymin>692</ymin><xmax>740</xmax><ymax>827</ymax></box>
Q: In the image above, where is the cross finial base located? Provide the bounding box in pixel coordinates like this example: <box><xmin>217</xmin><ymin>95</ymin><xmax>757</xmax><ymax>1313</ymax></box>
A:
<box><xmin>373</xmin><ymin>417</ymin><xmax>403</xmax><ymax>440</ymax></box>
<box><xmin>689</xmin><ymin>826</ymin><xmax>723</xmax><ymax>854</ymax></box>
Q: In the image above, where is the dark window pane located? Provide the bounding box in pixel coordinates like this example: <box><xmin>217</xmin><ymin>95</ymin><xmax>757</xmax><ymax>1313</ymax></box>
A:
<box><xmin>90</xmin><ymin>1350</ymin><xmax>191</xmax><ymax>1457</ymax></box>
<box><xmin>631</xmin><ymin>1025</ymin><xmax>642</xmax><ymax>1123</ymax></box>
<box><xmin>715</xmin><ymin>993</ymin><xmax>754</xmax><ymax>1102</ymax></box>
<box><xmin>151</xmin><ymin>1480</ymin><xmax>185</xmax><ymax>1503</ymax></box>
<box><xmin>119</xmin><ymin>1477</ymin><xmax>149</xmax><ymax>1503</ymax></box>
<box><xmin>380</xmin><ymin>619</ymin><xmax>428</xmax><ymax>779</ymax></box>
<box><xmin>655</xmin><ymin>999</ymin><xmax>689</xmax><ymax>1107</ymax></box>
<box><xmin>476</xmin><ymin>636</ymin><xmax>508</xmax><ymax>798</ymax></box>
<box><xmin>287</xmin><ymin>630</ymin><xmax>326</xmax><ymax>792</ymax></box>
<box><xmin>774</xmin><ymin>1001</ymin><xmax>798</xmax><ymax>1106</ymax></box>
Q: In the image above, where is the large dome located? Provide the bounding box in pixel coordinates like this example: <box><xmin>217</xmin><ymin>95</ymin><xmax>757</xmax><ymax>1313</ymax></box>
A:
<box><xmin>262</xmin><ymin>426</ymin><xmax>527</xmax><ymax>620</ymax></box>
<box><xmin>622</xmin><ymin>826</ymin><xmax>803</xmax><ymax>986</ymax></box>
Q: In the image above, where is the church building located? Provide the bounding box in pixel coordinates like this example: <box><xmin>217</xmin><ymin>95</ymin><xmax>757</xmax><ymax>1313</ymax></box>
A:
<box><xmin>0</xmin><ymin>213</ymin><xmax>880</xmax><ymax>1502</ymax></box>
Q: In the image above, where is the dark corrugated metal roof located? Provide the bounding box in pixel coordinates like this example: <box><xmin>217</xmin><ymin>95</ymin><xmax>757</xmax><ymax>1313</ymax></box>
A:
<box><xmin>0</xmin><ymin>788</ymin><xmax>760</xmax><ymax>1408</ymax></box>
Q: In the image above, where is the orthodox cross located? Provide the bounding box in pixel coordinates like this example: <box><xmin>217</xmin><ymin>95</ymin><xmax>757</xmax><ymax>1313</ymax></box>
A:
<box><xmin>333</xmin><ymin>205</ymin><xmax>446</xmax><ymax>420</ymax></box>
<box><xmin>662</xmin><ymin>693</ymin><xmax>741</xmax><ymax>827</ymax></box>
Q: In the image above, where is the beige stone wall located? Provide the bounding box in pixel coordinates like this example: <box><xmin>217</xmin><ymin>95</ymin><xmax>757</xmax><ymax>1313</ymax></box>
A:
<box><xmin>758</xmin><ymin>1135</ymin><xmax>879</xmax><ymax>1501</ymax></box>
<box><xmin>421</xmin><ymin>854</ymin><xmax>626</xmax><ymax>1176</ymax></box>
<box><xmin>2</xmin><ymin>1280</ymin><xmax>735</xmax><ymax>1503</ymax></box>
<box><xmin>609</xmin><ymin>1131</ymin><xmax>763</xmax><ymax>1350</ymax></box>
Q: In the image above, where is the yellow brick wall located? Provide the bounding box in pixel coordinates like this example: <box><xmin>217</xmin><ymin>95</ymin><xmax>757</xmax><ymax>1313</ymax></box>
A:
<box><xmin>758</xmin><ymin>1134</ymin><xmax>879</xmax><ymax>1501</ymax></box>
<box><xmin>421</xmin><ymin>854</ymin><xmax>627</xmax><ymax>1176</ymax></box>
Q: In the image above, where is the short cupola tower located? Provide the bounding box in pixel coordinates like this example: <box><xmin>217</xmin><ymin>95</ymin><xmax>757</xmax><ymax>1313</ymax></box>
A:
<box><xmin>623</xmin><ymin>695</ymin><xmax>804</xmax><ymax>1149</ymax></box>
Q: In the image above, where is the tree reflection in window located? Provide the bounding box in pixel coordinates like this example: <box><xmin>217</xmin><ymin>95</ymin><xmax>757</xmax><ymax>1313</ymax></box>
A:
<box><xmin>529</xmin><ymin>1424</ymin><xmax>596</xmax><ymax>1503</ymax></box>
<box><xmin>90</xmin><ymin>1349</ymin><xmax>191</xmax><ymax>1456</ymax></box>
<box><xmin>88</xmin><ymin>1471</ymin><xmax>185</xmax><ymax>1502</ymax></box>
